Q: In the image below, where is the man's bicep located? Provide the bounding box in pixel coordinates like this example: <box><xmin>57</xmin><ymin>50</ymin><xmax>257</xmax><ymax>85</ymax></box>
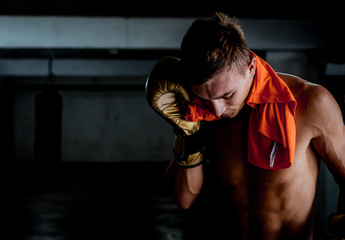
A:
<box><xmin>310</xmin><ymin>85</ymin><xmax>345</xmax><ymax>179</ymax></box>
<box><xmin>312</xmin><ymin>129</ymin><xmax>345</xmax><ymax>178</ymax></box>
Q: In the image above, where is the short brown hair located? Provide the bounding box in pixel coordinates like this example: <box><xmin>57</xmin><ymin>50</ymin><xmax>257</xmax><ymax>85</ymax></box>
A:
<box><xmin>180</xmin><ymin>12</ymin><xmax>250</xmax><ymax>84</ymax></box>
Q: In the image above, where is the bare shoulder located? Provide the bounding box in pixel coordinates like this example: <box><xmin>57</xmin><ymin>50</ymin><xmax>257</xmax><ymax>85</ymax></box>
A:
<box><xmin>277</xmin><ymin>73</ymin><xmax>322</xmax><ymax>97</ymax></box>
<box><xmin>278</xmin><ymin>72</ymin><xmax>343</xmax><ymax>136</ymax></box>
<box><xmin>277</xmin><ymin>72</ymin><xmax>335</xmax><ymax>108</ymax></box>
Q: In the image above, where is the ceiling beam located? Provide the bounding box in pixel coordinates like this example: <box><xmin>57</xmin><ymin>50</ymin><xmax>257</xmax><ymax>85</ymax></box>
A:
<box><xmin>0</xmin><ymin>16</ymin><xmax>325</xmax><ymax>50</ymax></box>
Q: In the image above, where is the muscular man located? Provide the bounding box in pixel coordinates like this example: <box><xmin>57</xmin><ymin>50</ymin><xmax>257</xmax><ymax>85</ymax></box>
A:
<box><xmin>146</xmin><ymin>13</ymin><xmax>345</xmax><ymax>239</ymax></box>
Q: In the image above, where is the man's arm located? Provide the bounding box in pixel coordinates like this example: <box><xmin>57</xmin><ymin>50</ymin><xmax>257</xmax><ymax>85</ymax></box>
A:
<box><xmin>309</xmin><ymin>85</ymin><xmax>345</xmax><ymax>232</ymax></box>
<box><xmin>145</xmin><ymin>56</ymin><xmax>206</xmax><ymax>210</ymax></box>
<box><xmin>310</xmin><ymin>85</ymin><xmax>345</xmax><ymax>187</ymax></box>
<box><xmin>165</xmin><ymin>161</ymin><xmax>203</xmax><ymax>209</ymax></box>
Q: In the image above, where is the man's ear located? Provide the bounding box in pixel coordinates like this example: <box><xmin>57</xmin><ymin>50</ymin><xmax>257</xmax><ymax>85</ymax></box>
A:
<box><xmin>248</xmin><ymin>53</ymin><xmax>256</xmax><ymax>77</ymax></box>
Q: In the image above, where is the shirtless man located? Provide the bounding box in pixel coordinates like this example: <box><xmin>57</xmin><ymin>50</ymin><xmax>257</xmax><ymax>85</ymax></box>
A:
<box><xmin>146</xmin><ymin>13</ymin><xmax>345</xmax><ymax>239</ymax></box>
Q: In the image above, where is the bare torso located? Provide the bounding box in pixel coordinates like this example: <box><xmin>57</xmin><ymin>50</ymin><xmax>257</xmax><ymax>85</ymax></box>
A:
<box><xmin>206</xmin><ymin>74</ymin><xmax>321</xmax><ymax>240</ymax></box>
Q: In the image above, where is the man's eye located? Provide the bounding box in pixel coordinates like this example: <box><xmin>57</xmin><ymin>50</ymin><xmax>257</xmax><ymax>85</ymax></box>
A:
<box><xmin>223</xmin><ymin>93</ymin><xmax>233</xmax><ymax>99</ymax></box>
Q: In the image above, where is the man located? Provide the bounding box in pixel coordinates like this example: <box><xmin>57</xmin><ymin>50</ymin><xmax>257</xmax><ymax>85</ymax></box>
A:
<box><xmin>146</xmin><ymin>12</ymin><xmax>345</xmax><ymax>239</ymax></box>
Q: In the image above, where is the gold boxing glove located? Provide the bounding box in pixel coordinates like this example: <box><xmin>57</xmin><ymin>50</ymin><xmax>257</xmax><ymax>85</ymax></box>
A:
<box><xmin>145</xmin><ymin>56</ymin><xmax>205</xmax><ymax>168</ymax></box>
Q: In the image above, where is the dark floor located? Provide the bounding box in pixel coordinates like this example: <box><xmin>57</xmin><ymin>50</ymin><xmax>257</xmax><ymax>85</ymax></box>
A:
<box><xmin>5</xmin><ymin>161</ymin><xmax>342</xmax><ymax>240</ymax></box>
<box><xmin>5</xmin><ymin>161</ymin><xmax>189</xmax><ymax>240</ymax></box>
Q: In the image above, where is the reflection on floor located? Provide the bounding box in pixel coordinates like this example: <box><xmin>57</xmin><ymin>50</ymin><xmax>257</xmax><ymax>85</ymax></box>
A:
<box><xmin>5</xmin><ymin>162</ymin><xmax>340</xmax><ymax>240</ymax></box>
<box><xmin>6</xmin><ymin>162</ymin><xmax>189</xmax><ymax>240</ymax></box>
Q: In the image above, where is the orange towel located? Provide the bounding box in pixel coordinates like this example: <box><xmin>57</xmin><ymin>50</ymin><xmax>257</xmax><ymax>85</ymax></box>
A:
<box><xmin>246</xmin><ymin>52</ymin><xmax>297</xmax><ymax>169</ymax></box>
<box><xmin>185</xmin><ymin>98</ymin><xmax>221</xmax><ymax>122</ymax></box>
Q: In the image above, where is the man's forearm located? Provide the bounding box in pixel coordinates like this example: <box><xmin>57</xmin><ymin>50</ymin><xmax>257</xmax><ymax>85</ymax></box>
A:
<box><xmin>166</xmin><ymin>160</ymin><xmax>204</xmax><ymax>209</ymax></box>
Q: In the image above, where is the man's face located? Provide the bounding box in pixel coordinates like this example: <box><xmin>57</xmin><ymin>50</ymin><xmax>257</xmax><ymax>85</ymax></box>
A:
<box><xmin>189</xmin><ymin>58</ymin><xmax>256</xmax><ymax>119</ymax></box>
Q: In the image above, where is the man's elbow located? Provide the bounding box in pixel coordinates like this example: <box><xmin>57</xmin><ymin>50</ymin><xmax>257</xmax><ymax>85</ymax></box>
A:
<box><xmin>173</xmin><ymin>191</ymin><xmax>199</xmax><ymax>210</ymax></box>
<box><xmin>173</xmin><ymin>196</ymin><xmax>194</xmax><ymax>210</ymax></box>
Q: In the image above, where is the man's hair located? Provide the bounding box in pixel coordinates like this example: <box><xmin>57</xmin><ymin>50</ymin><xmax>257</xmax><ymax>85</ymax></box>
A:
<box><xmin>180</xmin><ymin>12</ymin><xmax>250</xmax><ymax>85</ymax></box>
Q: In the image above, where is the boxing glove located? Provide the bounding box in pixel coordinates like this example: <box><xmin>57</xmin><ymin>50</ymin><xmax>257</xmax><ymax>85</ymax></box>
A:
<box><xmin>145</xmin><ymin>56</ymin><xmax>205</xmax><ymax>168</ymax></box>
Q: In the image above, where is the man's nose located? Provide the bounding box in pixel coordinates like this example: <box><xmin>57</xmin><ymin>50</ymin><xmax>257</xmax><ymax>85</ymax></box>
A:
<box><xmin>210</xmin><ymin>100</ymin><xmax>225</xmax><ymax>117</ymax></box>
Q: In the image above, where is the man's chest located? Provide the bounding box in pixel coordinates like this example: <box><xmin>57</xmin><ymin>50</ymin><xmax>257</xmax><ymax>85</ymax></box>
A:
<box><xmin>207</xmin><ymin>114</ymin><xmax>318</xmax><ymax>187</ymax></box>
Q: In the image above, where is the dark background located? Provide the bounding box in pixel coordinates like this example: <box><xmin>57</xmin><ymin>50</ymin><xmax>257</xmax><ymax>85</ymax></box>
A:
<box><xmin>2</xmin><ymin>1</ymin><xmax>344</xmax><ymax>239</ymax></box>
